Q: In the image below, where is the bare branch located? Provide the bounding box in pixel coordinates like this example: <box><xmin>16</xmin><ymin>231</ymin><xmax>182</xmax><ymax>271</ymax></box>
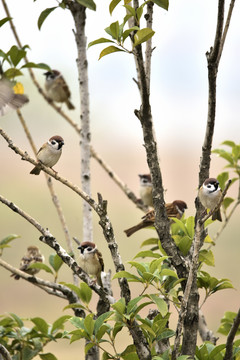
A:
<box><xmin>0</xmin><ymin>344</ymin><xmax>12</xmax><ymax>360</ymax></box>
<box><xmin>223</xmin><ymin>308</ymin><xmax>240</xmax><ymax>360</ymax></box>
<box><xmin>198</xmin><ymin>310</ymin><xmax>218</xmax><ymax>344</ymax></box>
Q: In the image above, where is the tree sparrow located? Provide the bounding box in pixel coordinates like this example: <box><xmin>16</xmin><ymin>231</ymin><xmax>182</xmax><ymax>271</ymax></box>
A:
<box><xmin>198</xmin><ymin>178</ymin><xmax>222</xmax><ymax>221</ymax></box>
<box><xmin>44</xmin><ymin>70</ymin><xmax>75</xmax><ymax>110</ymax></box>
<box><xmin>11</xmin><ymin>245</ymin><xmax>44</xmax><ymax>280</ymax></box>
<box><xmin>30</xmin><ymin>135</ymin><xmax>64</xmax><ymax>175</ymax></box>
<box><xmin>139</xmin><ymin>174</ymin><xmax>153</xmax><ymax>207</ymax></box>
<box><xmin>0</xmin><ymin>78</ymin><xmax>29</xmax><ymax>116</ymax></box>
<box><xmin>124</xmin><ymin>200</ymin><xmax>188</xmax><ymax>237</ymax></box>
<box><xmin>77</xmin><ymin>242</ymin><xmax>104</xmax><ymax>287</ymax></box>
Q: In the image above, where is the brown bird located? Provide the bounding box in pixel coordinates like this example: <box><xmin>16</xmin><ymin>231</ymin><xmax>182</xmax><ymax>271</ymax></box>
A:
<box><xmin>11</xmin><ymin>245</ymin><xmax>44</xmax><ymax>280</ymax></box>
<box><xmin>78</xmin><ymin>241</ymin><xmax>104</xmax><ymax>287</ymax></box>
<box><xmin>0</xmin><ymin>78</ymin><xmax>29</xmax><ymax>116</ymax></box>
<box><xmin>139</xmin><ymin>174</ymin><xmax>153</xmax><ymax>207</ymax></box>
<box><xmin>30</xmin><ymin>135</ymin><xmax>64</xmax><ymax>175</ymax></box>
<box><xmin>124</xmin><ymin>200</ymin><xmax>188</xmax><ymax>237</ymax></box>
<box><xmin>198</xmin><ymin>178</ymin><xmax>222</xmax><ymax>221</ymax></box>
<box><xmin>44</xmin><ymin>70</ymin><xmax>75</xmax><ymax>110</ymax></box>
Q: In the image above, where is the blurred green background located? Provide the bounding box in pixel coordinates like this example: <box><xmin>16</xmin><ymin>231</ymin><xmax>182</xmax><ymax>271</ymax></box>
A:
<box><xmin>1</xmin><ymin>0</ymin><xmax>240</xmax><ymax>358</ymax></box>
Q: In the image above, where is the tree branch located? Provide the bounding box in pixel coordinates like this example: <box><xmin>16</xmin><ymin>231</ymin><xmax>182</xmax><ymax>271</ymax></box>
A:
<box><xmin>223</xmin><ymin>308</ymin><xmax>240</xmax><ymax>360</ymax></box>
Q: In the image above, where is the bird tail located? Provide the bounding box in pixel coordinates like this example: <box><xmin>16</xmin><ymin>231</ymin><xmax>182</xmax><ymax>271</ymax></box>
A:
<box><xmin>66</xmin><ymin>100</ymin><xmax>75</xmax><ymax>110</ymax></box>
<box><xmin>10</xmin><ymin>273</ymin><xmax>20</xmax><ymax>280</ymax></box>
<box><xmin>124</xmin><ymin>223</ymin><xmax>145</xmax><ymax>237</ymax></box>
<box><xmin>30</xmin><ymin>165</ymin><xmax>41</xmax><ymax>175</ymax></box>
<box><xmin>212</xmin><ymin>208</ymin><xmax>222</xmax><ymax>222</ymax></box>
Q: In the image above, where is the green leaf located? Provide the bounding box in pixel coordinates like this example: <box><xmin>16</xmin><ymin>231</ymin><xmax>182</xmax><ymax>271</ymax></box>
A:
<box><xmin>121</xmin><ymin>344</ymin><xmax>139</xmax><ymax>360</ymax></box>
<box><xmin>84</xmin><ymin>314</ymin><xmax>94</xmax><ymax>336</ymax></box>
<box><xmin>28</xmin><ymin>263</ymin><xmax>53</xmax><ymax>274</ymax></box>
<box><xmin>8</xmin><ymin>45</ymin><xmax>26</xmax><ymax>67</ymax></box>
<box><xmin>31</xmin><ymin>317</ymin><xmax>49</xmax><ymax>335</ymax></box>
<box><xmin>209</xmin><ymin>344</ymin><xmax>226</xmax><ymax>359</ymax></box>
<box><xmin>123</xmin><ymin>4</ymin><xmax>136</xmax><ymax>17</ymax></box>
<box><xmin>171</xmin><ymin>218</ymin><xmax>188</xmax><ymax>235</ymax></box>
<box><xmin>9</xmin><ymin>313</ymin><xmax>24</xmax><ymax>327</ymax></box>
<box><xmin>21</xmin><ymin>62</ymin><xmax>51</xmax><ymax>71</ymax></box>
<box><xmin>79</xmin><ymin>282</ymin><xmax>92</xmax><ymax>304</ymax></box>
<box><xmin>112</xmin><ymin>270</ymin><xmax>143</xmax><ymax>282</ymax></box>
<box><xmin>70</xmin><ymin>316</ymin><xmax>84</xmax><ymax>329</ymax></box>
<box><xmin>40</xmin><ymin>354</ymin><xmax>58</xmax><ymax>360</ymax></box>
<box><xmin>112</xmin><ymin>298</ymin><xmax>126</xmax><ymax>315</ymax></box>
<box><xmin>49</xmin><ymin>253</ymin><xmax>63</xmax><ymax>272</ymax></box>
<box><xmin>177</xmin><ymin>235</ymin><xmax>192</xmax><ymax>256</ymax></box>
<box><xmin>94</xmin><ymin>311</ymin><xmax>114</xmax><ymax>335</ymax></box>
<box><xmin>109</xmin><ymin>0</ymin><xmax>121</xmax><ymax>15</ymax></box>
<box><xmin>51</xmin><ymin>315</ymin><xmax>71</xmax><ymax>334</ymax></box>
<box><xmin>96</xmin><ymin>324</ymin><xmax>111</xmax><ymax>341</ymax></box>
<box><xmin>88</xmin><ymin>38</ymin><xmax>114</xmax><ymax>49</ymax></box>
<box><xmin>152</xmin><ymin>0</ymin><xmax>169</xmax><ymax>10</ymax></box>
<box><xmin>0</xmin><ymin>17</ymin><xmax>12</xmax><ymax>27</ymax></box>
<box><xmin>70</xmin><ymin>329</ymin><xmax>88</xmax><ymax>343</ymax></box>
<box><xmin>134</xmin><ymin>250</ymin><xmax>161</xmax><ymax>259</ymax></box>
<box><xmin>4</xmin><ymin>67</ymin><xmax>23</xmax><ymax>78</ymax></box>
<box><xmin>112</xmin><ymin>322</ymin><xmax>123</xmax><ymax>339</ymax></box>
<box><xmin>0</xmin><ymin>234</ymin><xmax>20</xmax><ymax>246</ymax></box>
<box><xmin>76</xmin><ymin>0</ymin><xmax>96</xmax><ymax>10</ymax></box>
<box><xmin>38</xmin><ymin>7</ymin><xmax>58</xmax><ymax>30</ymax></box>
<box><xmin>147</xmin><ymin>294</ymin><xmax>168</xmax><ymax>316</ymax></box>
<box><xmin>160</xmin><ymin>269</ymin><xmax>178</xmax><ymax>278</ymax></box>
<box><xmin>134</xmin><ymin>28</ymin><xmax>155</xmax><ymax>47</ymax></box>
<box><xmin>199</xmin><ymin>249</ymin><xmax>215</xmax><ymax>266</ymax></box>
<box><xmin>185</xmin><ymin>216</ymin><xmax>195</xmax><ymax>238</ymax></box>
<box><xmin>217</xmin><ymin>172</ymin><xmax>229</xmax><ymax>190</ymax></box>
<box><xmin>98</xmin><ymin>46</ymin><xmax>124</xmax><ymax>60</ymax></box>
<box><xmin>222</xmin><ymin>197</ymin><xmax>234</xmax><ymax>210</ymax></box>
<box><xmin>122</xmin><ymin>26</ymin><xmax>139</xmax><ymax>42</ymax></box>
<box><xmin>222</xmin><ymin>140</ymin><xmax>236</xmax><ymax>148</ymax></box>
<box><xmin>63</xmin><ymin>303</ymin><xmax>87</xmax><ymax>311</ymax></box>
<box><xmin>140</xmin><ymin>238</ymin><xmax>159</xmax><ymax>248</ymax></box>
<box><xmin>128</xmin><ymin>261</ymin><xmax>148</xmax><ymax>274</ymax></box>
<box><xmin>110</xmin><ymin>21</ymin><xmax>120</xmax><ymax>40</ymax></box>
<box><xmin>212</xmin><ymin>149</ymin><xmax>233</xmax><ymax>164</ymax></box>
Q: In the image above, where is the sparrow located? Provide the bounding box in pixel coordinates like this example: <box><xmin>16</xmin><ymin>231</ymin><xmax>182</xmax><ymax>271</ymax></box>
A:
<box><xmin>77</xmin><ymin>241</ymin><xmax>104</xmax><ymax>287</ymax></box>
<box><xmin>124</xmin><ymin>200</ymin><xmax>188</xmax><ymax>237</ymax></box>
<box><xmin>198</xmin><ymin>178</ymin><xmax>222</xmax><ymax>221</ymax></box>
<box><xmin>11</xmin><ymin>245</ymin><xmax>44</xmax><ymax>280</ymax></box>
<box><xmin>30</xmin><ymin>135</ymin><xmax>64</xmax><ymax>175</ymax></box>
<box><xmin>139</xmin><ymin>174</ymin><xmax>153</xmax><ymax>207</ymax></box>
<box><xmin>0</xmin><ymin>78</ymin><xmax>29</xmax><ymax>116</ymax></box>
<box><xmin>43</xmin><ymin>70</ymin><xmax>75</xmax><ymax>110</ymax></box>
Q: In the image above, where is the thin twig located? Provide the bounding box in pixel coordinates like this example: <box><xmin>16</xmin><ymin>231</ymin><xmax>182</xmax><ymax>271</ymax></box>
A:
<box><xmin>216</xmin><ymin>0</ymin><xmax>236</xmax><ymax>66</ymax></box>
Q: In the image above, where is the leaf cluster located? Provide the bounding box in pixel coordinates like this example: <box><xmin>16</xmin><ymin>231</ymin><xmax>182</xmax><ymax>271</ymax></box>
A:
<box><xmin>0</xmin><ymin>313</ymin><xmax>70</xmax><ymax>360</ymax></box>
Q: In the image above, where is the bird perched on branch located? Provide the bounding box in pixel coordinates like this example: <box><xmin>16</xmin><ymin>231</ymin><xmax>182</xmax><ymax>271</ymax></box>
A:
<box><xmin>198</xmin><ymin>177</ymin><xmax>222</xmax><ymax>221</ymax></box>
<box><xmin>30</xmin><ymin>135</ymin><xmax>64</xmax><ymax>175</ymax></box>
<box><xmin>124</xmin><ymin>200</ymin><xmax>188</xmax><ymax>237</ymax></box>
<box><xmin>44</xmin><ymin>70</ymin><xmax>75</xmax><ymax>110</ymax></box>
<box><xmin>78</xmin><ymin>242</ymin><xmax>104</xmax><ymax>287</ymax></box>
<box><xmin>11</xmin><ymin>245</ymin><xmax>44</xmax><ymax>280</ymax></box>
<box><xmin>0</xmin><ymin>78</ymin><xmax>29</xmax><ymax>116</ymax></box>
<box><xmin>139</xmin><ymin>174</ymin><xmax>153</xmax><ymax>207</ymax></box>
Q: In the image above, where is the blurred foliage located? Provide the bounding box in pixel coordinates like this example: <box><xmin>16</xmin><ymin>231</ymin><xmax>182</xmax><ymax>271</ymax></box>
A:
<box><xmin>0</xmin><ymin>313</ymin><xmax>70</xmax><ymax>360</ymax></box>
